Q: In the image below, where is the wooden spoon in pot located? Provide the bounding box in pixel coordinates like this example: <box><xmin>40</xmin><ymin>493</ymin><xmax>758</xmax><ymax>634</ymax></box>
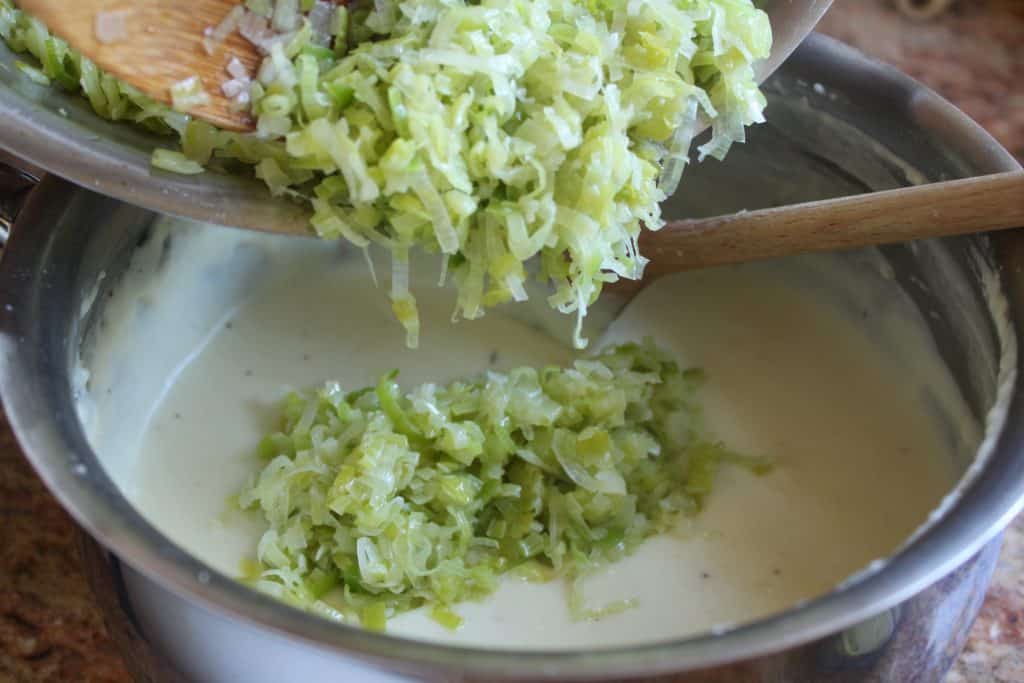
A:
<box><xmin>634</xmin><ymin>170</ymin><xmax>1024</xmax><ymax>281</ymax></box>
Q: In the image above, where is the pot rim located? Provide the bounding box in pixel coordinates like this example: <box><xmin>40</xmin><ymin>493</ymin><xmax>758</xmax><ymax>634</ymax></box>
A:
<box><xmin>2</xmin><ymin>33</ymin><xmax>1023</xmax><ymax>681</ymax></box>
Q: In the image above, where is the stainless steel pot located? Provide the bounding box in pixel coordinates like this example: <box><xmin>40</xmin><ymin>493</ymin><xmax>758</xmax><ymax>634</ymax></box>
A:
<box><xmin>1</xmin><ymin>34</ymin><xmax>1023</xmax><ymax>682</ymax></box>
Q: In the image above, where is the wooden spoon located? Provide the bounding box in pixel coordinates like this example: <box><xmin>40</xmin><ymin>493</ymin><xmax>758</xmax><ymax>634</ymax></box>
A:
<box><xmin>18</xmin><ymin>0</ymin><xmax>259</xmax><ymax>131</ymax></box>
<box><xmin>605</xmin><ymin>170</ymin><xmax>1023</xmax><ymax>299</ymax></box>
<box><xmin>621</xmin><ymin>170</ymin><xmax>1024</xmax><ymax>290</ymax></box>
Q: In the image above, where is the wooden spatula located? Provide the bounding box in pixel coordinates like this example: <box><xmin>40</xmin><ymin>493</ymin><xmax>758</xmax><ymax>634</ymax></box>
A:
<box><xmin>18</xmin><ymin>0</ymin><xmax>259</xmax><ymax>131</ymax></box>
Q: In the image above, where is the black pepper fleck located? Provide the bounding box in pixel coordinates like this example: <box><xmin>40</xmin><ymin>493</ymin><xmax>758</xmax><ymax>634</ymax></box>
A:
<box><xmin>244</xmin><ymin>369</ymin><xmax>254</xmax><ymax>377</ymax></box>
<box><xmin>701</xmin><ymin>572</ymin><xmax>710</xmax><ymax>579</ymax></box>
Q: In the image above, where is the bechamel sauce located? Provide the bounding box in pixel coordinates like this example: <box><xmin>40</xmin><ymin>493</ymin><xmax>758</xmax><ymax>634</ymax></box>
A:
<box><xmin>79</xmin><ymin>220</ymin><xmax>973</xmax><ymax>650</ymax></box>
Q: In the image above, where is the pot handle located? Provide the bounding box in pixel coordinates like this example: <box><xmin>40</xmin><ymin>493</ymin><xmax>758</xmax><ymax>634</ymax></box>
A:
<box><xmin>0</xmin><ymin>151</ymin><xmax>42</xmax><ymax>255</ymax></box>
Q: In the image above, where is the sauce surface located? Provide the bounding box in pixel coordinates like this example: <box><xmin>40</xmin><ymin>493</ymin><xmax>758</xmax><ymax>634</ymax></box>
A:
<box><xmin>83</xmin><ymin>224</ymin><xmax>966</xmax><ymax>649</ymax></box>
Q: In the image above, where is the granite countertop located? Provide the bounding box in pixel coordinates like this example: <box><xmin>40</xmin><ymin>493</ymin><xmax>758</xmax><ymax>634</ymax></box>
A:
<box><xmin>0</xmin><ymin>1</ymin><xmax>1022</xmax><ymax>681</ymax></box>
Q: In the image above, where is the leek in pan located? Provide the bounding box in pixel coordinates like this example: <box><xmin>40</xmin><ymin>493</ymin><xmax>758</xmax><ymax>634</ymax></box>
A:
<box><xmin>0</xmin><ymin>0</ymin><xmax>771</xmax><ymax>346</ymax></box>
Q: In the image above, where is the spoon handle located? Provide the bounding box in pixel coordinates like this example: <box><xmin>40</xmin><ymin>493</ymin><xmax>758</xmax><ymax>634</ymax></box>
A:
<box><xmin>642</xmin><ymin>170</ymin><xmax>1024</xmax><ymax>275</ymax></box>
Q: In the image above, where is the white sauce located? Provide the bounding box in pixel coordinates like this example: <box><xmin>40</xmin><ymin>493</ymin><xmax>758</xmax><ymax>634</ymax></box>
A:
<box><xmin>79</xmin><ymin>219</ymin><xmax>976</xmax><ymax>650</ymax></box>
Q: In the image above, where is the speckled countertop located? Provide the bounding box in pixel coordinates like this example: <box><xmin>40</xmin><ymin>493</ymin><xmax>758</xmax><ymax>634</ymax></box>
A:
<box><xmin>1</xmin><ymin>1</ymin><xmax>1022</xmax><ymax>682</ymax></box>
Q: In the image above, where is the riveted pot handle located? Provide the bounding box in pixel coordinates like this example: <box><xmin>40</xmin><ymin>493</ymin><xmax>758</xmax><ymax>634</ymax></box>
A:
<box><xmin>0</xmin><ymin>151</ymin><xmax>42</xmax><ymax>255</ymax></box>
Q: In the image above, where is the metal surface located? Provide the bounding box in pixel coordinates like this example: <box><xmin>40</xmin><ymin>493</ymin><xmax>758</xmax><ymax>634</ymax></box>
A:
<box><xmin>0</xmin><ymin>1</ymin><xmax>830</xmax><ymax>236</ymax></box>
<box><xmin>1</xmin><ymin>33</ymin><xmax>1023</xmax><ymax>682</ymax></box>
<box><xmin>0</xmin><ymin>150</ymin><xmax>38</xmax><ymax>252</ymax></box>
<box><xmin>753</xmin><ymin>0</ymin><xmax>834</xmax><ymax>85</ymax></box>
<box><xmin>75</xmin><ymin>528</ymin><xmax>1005</xmax><ymax>682</ymax></box>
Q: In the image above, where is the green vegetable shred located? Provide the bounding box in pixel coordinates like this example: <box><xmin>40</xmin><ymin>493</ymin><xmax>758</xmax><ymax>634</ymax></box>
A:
<box><xmin>238</xmin><ymin>340</ymin><xmax>771</xmax><ymax>629</ymax></box>
<box><xmin>0</xmin><ymin>0</ymin><xmax>771</xmax><ymax>348</ymax></box>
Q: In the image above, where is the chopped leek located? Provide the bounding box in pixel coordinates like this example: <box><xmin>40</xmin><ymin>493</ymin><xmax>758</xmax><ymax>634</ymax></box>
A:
<box><xmin>239</xmin><ymin>340</ymin><xmax>772</xmax><ymax>629</ymax></box>
<box><xmin>0</xmin><ymin>0</ymin><xmax>771</xmax><ymax>348</ymax></box>
<box><xmin>151</xmin><ymin>149</ymin><xmax>206</xmax><ymax>175</ymax></box>
<box><xmin>169</xmin><ymin>75</ymin><xmax>211</xmax><ymax>112</ymax></box>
